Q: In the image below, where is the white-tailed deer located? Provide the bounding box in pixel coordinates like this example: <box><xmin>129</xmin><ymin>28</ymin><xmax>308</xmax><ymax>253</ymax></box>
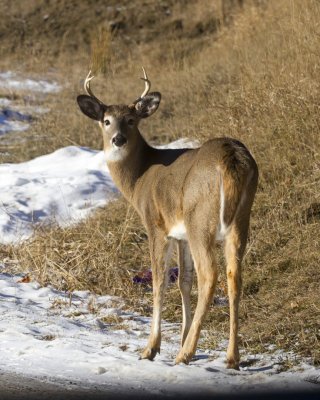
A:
<box><xmin>77</xmin><ymin>68</ymin><xmax>258</xmax><ymax>369</ymax></box>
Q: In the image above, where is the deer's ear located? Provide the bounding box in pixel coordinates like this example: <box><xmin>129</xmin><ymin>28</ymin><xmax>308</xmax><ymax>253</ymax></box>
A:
<box><xmin>77</xmin><ymin>95</ymin><xmax>104</xmax><ymax>121</ymax></box>
<box><xmin>135</xmin><ymin>92</ymin><xmax>161</xmax><ymax>119</ymax></box>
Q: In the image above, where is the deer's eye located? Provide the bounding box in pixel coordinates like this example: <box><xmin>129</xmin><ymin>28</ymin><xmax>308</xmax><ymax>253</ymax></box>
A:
<box><xmin>105</xmin><ymin>119</ymin><xmax>110</xmax><ymax>126</ymax></box>
<box><xmin>127</xmin><ymin>118</ymin><xmax>134</xmax><ymax>126</ymax></box>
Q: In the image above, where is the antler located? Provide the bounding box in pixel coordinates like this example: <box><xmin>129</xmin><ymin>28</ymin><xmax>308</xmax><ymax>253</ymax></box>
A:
<box><xmin>133</xmin><ymin>67</ymin><xmax>151</xmax><ymax>104</ymax></box>
<box><xmin>84</xmin><ymin>70</ymin><xmax>104</xmax><ymax>104</ymax></box>
<box><xmin>84</xmin><ymin>68</ymin><xmax>150</xmax><ymax>106</ymax></box>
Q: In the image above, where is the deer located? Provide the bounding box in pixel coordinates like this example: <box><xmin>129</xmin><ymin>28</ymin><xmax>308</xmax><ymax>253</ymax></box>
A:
<box><xmin>77</xmin><ymin>68</ymin><xmax>258</xmax><ymax>370</ymax></box>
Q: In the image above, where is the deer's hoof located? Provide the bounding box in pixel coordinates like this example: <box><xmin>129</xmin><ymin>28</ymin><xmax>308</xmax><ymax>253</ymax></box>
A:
<box><xmin>226</xmin><ymin>359</ymin><xmax>240</xmax><ymax>370</ymax></box>
<box><xmin>174</xmin><ymin>352</ymin><xmax>191</xmax><ymax>365</ymax></box>
<box><xmin>139</xmin><ymin>347</ymin><xmax>159</xmax><ymax>361</ymax></box>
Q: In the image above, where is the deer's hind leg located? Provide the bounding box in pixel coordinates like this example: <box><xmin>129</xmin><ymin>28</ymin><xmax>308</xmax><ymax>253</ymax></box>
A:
<box><xmin>177</xmin><ymin>240</ymin><xmax>194</xmax><ymax>346</ymax></box>
<box><xmin>224</xmin><ymin>211</ymin><xmax>250</xmax><ymax>370</ymax></box>
<box><xmin>175</xmin><ymin>220</ymin><xmax>218</xmax><ymax>365</ymax></box>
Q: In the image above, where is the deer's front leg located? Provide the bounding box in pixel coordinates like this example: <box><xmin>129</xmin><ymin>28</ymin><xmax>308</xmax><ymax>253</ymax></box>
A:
<box><xmin>140</xmin><ymin>231</ymin><xmax>174</xmax><ymax>361</ymax></box>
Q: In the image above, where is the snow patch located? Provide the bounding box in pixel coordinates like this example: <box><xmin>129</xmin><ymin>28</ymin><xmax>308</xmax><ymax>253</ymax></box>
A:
<box><xmin>0</xmin><ymin>71</ymin><xmax>59</xmax><ymax>135</ymax></box>
<box><xmin>0</xmin><ymin>108</ymin><xmax>31</xmax><ymax>135</ymax></box>
<box><xmin>0</xmin><ymin>71</ymin><xmax>61</xmax><ymax>93</ymax></box>
<box><xmin>0</xmin><ymin>146</ymin><xmax>117</xmax><ymax>244</ymax></box>
<box><xmin>155</xmin><ymin>137</ymin><xmax>200</xmax><ymax>149</ymax></box>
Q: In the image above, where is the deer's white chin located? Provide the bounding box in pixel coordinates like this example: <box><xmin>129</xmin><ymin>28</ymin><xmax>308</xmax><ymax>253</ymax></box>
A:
<box><xmin>104</xmin><ymin>145</ymin><xmax>128</xmax><ymax>163</ymax></box>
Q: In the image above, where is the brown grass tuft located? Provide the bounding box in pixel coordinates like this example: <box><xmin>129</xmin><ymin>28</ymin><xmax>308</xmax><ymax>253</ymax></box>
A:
<box><xmin>90</xmin><ymin>24</ymin><xmax>115</xmax><ymax>76</ymax></box>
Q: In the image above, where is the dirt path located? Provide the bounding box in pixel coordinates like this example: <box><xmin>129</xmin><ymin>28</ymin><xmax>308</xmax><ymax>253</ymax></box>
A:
<box><xmin>0</xmin><ymin>369</ymin><xmax>319</xmax><ymax>400</ymax></box>
<box><xmin>0</xmin><ymin>369</ymin><xmax>133</xmax><ymax>400</ymax></box>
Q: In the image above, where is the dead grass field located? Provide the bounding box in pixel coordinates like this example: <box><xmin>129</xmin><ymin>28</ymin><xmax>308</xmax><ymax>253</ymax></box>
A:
<box><xmin>0</xmin><ymin>0</ymin><xmax>319</xmax><ymax>365</ymax></box>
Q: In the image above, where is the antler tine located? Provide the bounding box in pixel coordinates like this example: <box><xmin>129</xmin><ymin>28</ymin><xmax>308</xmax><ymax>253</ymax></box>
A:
<box><xmin>133</xmin><ymin>67</ymin><xmax>151</xmax><ymax>104</ymax></box>
<box><xmin>140</xmin><ymin>66</ymin><xmax>151</xmax><ymax>98</ymax></box>
<box><xmin>84</xmin><ymin>70</ymin><xmax>104</xmax><ymax>104</ymax></box>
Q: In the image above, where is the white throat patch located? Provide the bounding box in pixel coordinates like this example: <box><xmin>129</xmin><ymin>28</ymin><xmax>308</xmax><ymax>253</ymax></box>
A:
<box><xmin>104</xmin><ymin>145</ymin><xmax>128</xmax><ymax>163</ymax></box>
<box><xmin>99</xmin><ymin>118</ymin><xmax>128</xmax><ymax>163</ymax></box>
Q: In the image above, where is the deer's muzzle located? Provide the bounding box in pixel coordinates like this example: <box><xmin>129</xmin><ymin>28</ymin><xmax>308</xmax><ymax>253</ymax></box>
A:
<box><xmin>112</xmin><ymin>134</ymin><xmax>127</xmax><ymax>148</ymax></box>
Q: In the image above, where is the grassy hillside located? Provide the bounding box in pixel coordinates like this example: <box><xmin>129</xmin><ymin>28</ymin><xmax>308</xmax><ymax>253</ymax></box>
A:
<box><xmin>1</xmin><ymin>0</ymin><xmax>319</xmax><ymax>365</ymax></box>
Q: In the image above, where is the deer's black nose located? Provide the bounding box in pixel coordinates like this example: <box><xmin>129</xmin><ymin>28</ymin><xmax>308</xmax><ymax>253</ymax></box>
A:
<box><xmin>112</xmin><ymin>134</ymin><xmax>127</xmax><ymax>147</ymax></box>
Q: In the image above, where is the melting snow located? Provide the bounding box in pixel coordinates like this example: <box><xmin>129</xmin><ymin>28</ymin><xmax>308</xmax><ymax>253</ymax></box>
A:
<box><xmin>0</xmin><ymin>71</ymin><xmax>61</xmax><ymax>93</ymax></box>
<box><xmin>0</xmin><ymin>107</ymin><xmax>32</xmax><ymax>135</ymax></box>
<box><xmin>0</xmin><ymin>71</ymin><xmax>58</xmax><ymax>135</ymax></box>
<box><xmin>0</xmin><ymin>146</ymin><xmax>116</xmax><ymax>244</ymax></box>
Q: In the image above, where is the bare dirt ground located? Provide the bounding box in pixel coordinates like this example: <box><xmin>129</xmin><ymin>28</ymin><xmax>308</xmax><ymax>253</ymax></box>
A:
<box><xmin>0</xmin><ymin>369</ymin><xmax>319</xmax><ymax>400</ymax></box>
<box><xmin>2</xmin><ymin>371</ymin><xmax>319</xmax><ymax>400</ymax></box>
<box><xmin>0</xmin><ymin>369</ymin><xmax>146</xmax><ymax>400</ymax></box>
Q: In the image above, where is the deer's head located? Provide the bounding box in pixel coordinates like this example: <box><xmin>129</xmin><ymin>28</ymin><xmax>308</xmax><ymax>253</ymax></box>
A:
<box><xmin>77</xmin><ymin>68</ymin><xmax>161</xmax><ymax>162</ymax></box>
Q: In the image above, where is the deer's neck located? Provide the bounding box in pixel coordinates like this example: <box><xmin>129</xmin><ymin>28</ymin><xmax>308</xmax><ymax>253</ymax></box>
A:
<box><xmin>106</xmin><ymin>132</ymin><xmax>151</xmax><ymax>202</ymax></box>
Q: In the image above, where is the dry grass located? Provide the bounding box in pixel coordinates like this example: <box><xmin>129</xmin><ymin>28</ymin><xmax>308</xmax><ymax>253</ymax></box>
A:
<box><xmin>90</xmin><ymin>24</ymin><xmax>115</xmax><ymax>76</ymax></box>
<box><xmin>3</xmin><ymin>197</ymin><xmax>148</xmax><ymax>298</ymax></box>
<box><xmin>1</xmin><ymin>0</ymin><xmax>319</xmax><ymax>365</ymax></box>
